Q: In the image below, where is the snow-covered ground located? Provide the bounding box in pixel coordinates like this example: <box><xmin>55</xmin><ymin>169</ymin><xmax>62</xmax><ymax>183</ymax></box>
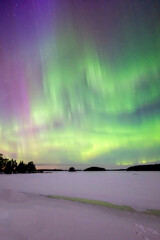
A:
<box><xmin>0</xmin><ymin>171</ymin><xmax>160</xmax><ymax>210</ymax></box>
<box><xmin>0</xmin><ymin>171</ymin><xmax>160</xmax><ymax>240</ymax></box>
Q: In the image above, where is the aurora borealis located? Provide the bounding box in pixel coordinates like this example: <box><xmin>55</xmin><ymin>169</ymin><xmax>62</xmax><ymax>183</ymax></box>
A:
<box><xmin>0</xmin><ymin>0</ymin><xmax>160</xmax><ymax>168</ymax></box>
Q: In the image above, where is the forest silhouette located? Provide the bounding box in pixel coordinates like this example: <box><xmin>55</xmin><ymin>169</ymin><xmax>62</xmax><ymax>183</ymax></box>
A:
<box><xmin>0</xmin><ymin>153</ymin><xmax>36</xmax><ymax>174</ymax></box>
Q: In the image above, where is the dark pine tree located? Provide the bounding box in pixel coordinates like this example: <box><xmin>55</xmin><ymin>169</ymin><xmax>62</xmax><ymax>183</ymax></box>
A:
<box><xmin>4</xmin><ymin>161</ymin><xmax>13</xmax><ymax>174</ymax></box>
<box><xmin>0</xmin><ymin>153</ymin><xmax>8</xmax><ymax>173</ymax></box>
<box><xmin>26</xmin><ymin>161</ymin><xmax>36</xmax><ymax>173</ymax></box>
<box><xmin>11</xmin><ymin>159</ymin><xmax>17</xmax><ymax>173</ymax></box>
<box><xmin>16</xmin><ymin>161</ymin><xmax>27</xmax><ymax>173</ymax></box>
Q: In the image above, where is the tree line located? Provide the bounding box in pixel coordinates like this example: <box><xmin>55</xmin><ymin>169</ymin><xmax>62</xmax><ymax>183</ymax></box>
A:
<box><xmin>0</xmin><ymin>153</ymin><xmax>36</xmax><ymax>174</ymax></box>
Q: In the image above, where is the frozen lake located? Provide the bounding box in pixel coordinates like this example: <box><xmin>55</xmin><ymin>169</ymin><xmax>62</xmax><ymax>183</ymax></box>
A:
<box><xmin>0</xmin><ymin>171</ymin><xmax>160</xmax><ymax>240</ymax></box>
<box><xmin>0</xmin><ymin>171</ymin><xmax>160</xmax><ymax>211</ymax></box>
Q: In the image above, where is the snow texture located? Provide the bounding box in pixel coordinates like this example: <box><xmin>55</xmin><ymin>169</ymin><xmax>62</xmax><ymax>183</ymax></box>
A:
<box><xmin>0</xmin><ymin>171</ymin><xmax>160</xmax><ymax>240</ymax></box>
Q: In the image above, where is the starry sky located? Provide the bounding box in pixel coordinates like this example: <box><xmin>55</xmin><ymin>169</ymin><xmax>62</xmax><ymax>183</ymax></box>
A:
<box><xmin>0</xmin><ymin>0</ymin><xmax>160</xmax><ymax>169</ymax></box>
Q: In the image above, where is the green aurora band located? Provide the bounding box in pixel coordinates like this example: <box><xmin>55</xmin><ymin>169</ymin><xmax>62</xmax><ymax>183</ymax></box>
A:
<box><xmin>0</xmin><ymin>0</ymin><xmax>160</xmax><ymax>168</ymax></box>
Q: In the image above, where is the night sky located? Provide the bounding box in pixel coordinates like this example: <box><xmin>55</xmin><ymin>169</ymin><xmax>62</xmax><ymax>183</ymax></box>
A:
<box><xmin>0</xmin><ymin>0</ymin><xmax>160</xmax><ymax>169</ymax></box>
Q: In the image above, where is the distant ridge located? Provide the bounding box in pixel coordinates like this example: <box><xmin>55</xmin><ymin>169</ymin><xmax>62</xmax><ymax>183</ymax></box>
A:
<box><xmin>127</xmin><ymin>163</ymin><xmax>160</xmax><ymax>171</ymax></box>
<box><xmin>36</xmin><ymin>169</ymin><xmax>64</xmax><ymax>173</ymax></box>
<box><xmin>36</xmin><ymin>163</ymin><xmax>160</xmax><ymax>173</ymax></box>
<box><xmin>84</xmin><ymin>166</ymin><xmax>106</xmax><ymax>171</ymax></box>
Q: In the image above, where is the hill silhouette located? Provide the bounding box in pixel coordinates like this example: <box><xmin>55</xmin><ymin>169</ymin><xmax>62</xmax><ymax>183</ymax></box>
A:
<box><xmin>127</xmin><ymin>163</ymin><xmax>160</xmax><ymax>171</ymax></box>
<box><xmin>84</xmin><ymin>166</ymin><xmax>106</xmax><ymax>171</ymax></box>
